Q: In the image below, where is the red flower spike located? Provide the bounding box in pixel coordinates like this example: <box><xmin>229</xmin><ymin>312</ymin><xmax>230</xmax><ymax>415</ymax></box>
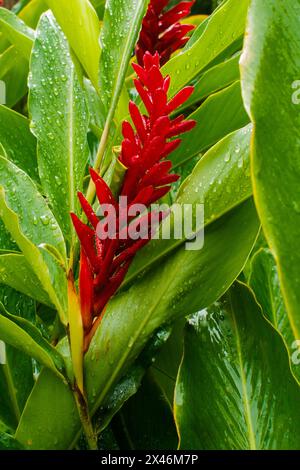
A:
<box><xmin>136</xmin><ymin>0</ymin><xmax>195</xmax><ymax>66</ymax></box>
<box><xmin>166</xmin><ymin>86</ymin><xmax>194</xmax><ymax>113</ymax></box>
<box><xmin>71</xmin><ymin>51</ymin><xmax>196</xmax><ymax>348</ymax></box>
<box><xmin>89</xmin><ymin>168</ymin><xmax>117</xmax><ymax>208</ymax></box>
<box><xmin>77</xmin><ymin>192</ymin><xmax>99</xmax><ymax>229</ymax></box>
<box><xmin>70</xmin><ymin>213</ymin><xmax>101</xmax><ymax>272</ymax></box>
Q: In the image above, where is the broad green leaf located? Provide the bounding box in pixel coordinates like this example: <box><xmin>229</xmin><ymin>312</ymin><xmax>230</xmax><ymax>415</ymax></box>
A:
<box><xmin>240</xmin><ymin>0</ymin><xmax>300</xmax><ymax>339</ymax></box>
<box><xmin>29</xmin><ymin>12</ymin><xmax>89</xmax><ymax>246</ymax></box>
<box><xmin>175</xmin><ymin>282</ymin><xmax>300</xmax><ymax>450</ymax></box>
<box><xmin>0</xmin><ymin>217</ymin><xmax>18</xmax><ymax>252</ymax></box>
<box><xmin>85</xmin><ymin>199</ymin><xmax>259</xmax><ymax>416</ymax></box>
<box><xmin>151</xmin><ymin>318</ymin><xmax>186</xmax><ymax>407</ymax></box>
<box><xmin>0</xmin><ymin>48</ymin><xmax>28</xmax><ymax>107</ymax></box>
<box><xmin>16</xmin><ymin>200</ymin><xmax>259</xmax><ymax>449</ymax></box>
<box><xmin>84</xmin><ymin>77</ymin><xmax>106</xmax><ymax>135</ymax></box>
<box><xmin>99</xmin><ymin>0</ymin><xmax>148</xmax><ymax>121</ymax></box>
<box><xmin>0</xmin><ymin>283</ymin><xmax>35</xmax><ymax>322</ymax></box>
<box><xmin>0</xmin><ymin>287</ymin><xmax>34</xmax><ymax>430</ymax></box>
<box><xmin>0</xmin><ymin>7</ymin><xmax>34</xmax><ymax>58</ymax></box>
<box><xmin>0</xmin><ymin>431</ymin><xmax>24</xmax><ymax>450</ymax></box>
<box><xmin>179</xmin><ymin>53</ymin><xmax>240</xmax><ymax>112</ymax></box>
<box><xmin>46</xmin><ymin>0</ymin><xmax>101</xmax><ymax>90</ymax></box>
<box><xmin>90</xmin><ymin>0</ymin><xmax>105</xmax><ymax>17</ymax></box>
<box><xmin>16</xmin><ymin>367</ymin><xmax>79</xmax><ymax>450</ymax></box>
<box><xmin>163</xmin><ymin>0</ymin><xmax>249</xmax><ymax>97</ymax></box>
<box><xmin>249</xmin><ymin>248</ymin><xmax>300</xmax><ymax>381</ymax></box>
<box><xmin>171</xmin><ymin>81</ymin><xmax>249</xmax><ymax>168</ymax></box>
<box><xmin>0</xmin><ymin>45</ymin><xmax>19</xmax><ymax>77</ymax></box>
<box><xmin>16</xmin><ymin>324</ymin><xmax>171</xmax><ymax>449</ymax></box>
<box><xmin>0</xmin><ymin>157</ymin><xmax>67</xmax><ymax>323</ymax></box>
<box><xmin>19</xmin><ymin>0</ymin><xmax>48</xmax><ymax>28</ymax></box>
<box><xmin>125</xmin><ymin>124</ymin><xmax>252</xmax><ymax>287</ymax></box>
<box><xmin>0</xmin><ymin>302</ymin><xmax>66</xmax><ymax>380</ymax></box>
<box><xmin>112</xmin><ymin>372</ymin><xmax>178</xmax><ymax>450</ymax></box>
<box><xmin>0</xmin><ymin>254</ymin><xmax>52</xmax><ymax>306</ymax></box>
<box><xmin>93</xmin><ymin>325</ymin><xmax>171</xmax><ymax>434</ymax></box>
<box><xmin>0</xmin><ymin>105</ymin><xmax>38</xmax><ymax>181</ymax></box>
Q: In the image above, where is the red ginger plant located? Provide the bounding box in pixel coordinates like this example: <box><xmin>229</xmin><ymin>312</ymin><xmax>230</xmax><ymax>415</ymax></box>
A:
<box><xmin>136</xmin><ymin>0</ymin><xmax>195</xmax><ymax>66</ymax></box>
<box><xmin>71</xmin><ymin>52</ymin><xmax>195</xmax><ymax>349</ymax></box>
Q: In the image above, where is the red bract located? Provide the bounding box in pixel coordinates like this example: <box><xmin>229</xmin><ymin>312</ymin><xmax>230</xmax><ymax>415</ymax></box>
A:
<box><xmin>136</xmin><ymin>0</ymin><xmax>195</xmax><ymax>66</ymax></box>
<box><xmin>71</xmin><ymin>52</ymin><xmax>196</xmax><ymax>345</ymax></box>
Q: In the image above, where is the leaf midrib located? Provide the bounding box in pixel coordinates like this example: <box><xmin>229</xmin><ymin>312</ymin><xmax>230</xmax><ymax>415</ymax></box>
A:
<box><xmin>229</xmin><ymin>295</ymin><xmax>256</xmax><ymax>450</ymax></box>
<box><xmin>67</xmin><ymin>65</ymin><xmax>75</xmax><ymax>246</ymax></box>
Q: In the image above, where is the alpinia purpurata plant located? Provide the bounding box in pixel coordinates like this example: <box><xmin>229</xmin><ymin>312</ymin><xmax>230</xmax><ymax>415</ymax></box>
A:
<box><xmin>71</xmin><ymin>51</ymin><xmax>195</xmax><ymax>349</ymax></box>
<box><xmin>0</xmin><ymin>0</ymin><xmax>300</xmax><ymax>452</ymax></box>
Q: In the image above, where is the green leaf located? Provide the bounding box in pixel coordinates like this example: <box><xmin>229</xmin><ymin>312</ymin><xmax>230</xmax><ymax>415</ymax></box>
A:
<box><xmin>249</xmin><ymin>248</ymin><xmax>300</xmax><ymax>381</ymax></box>
<box><xmin>171</xmin><ymin>81</ymin><xmax>249</xmax><ymax>168</ymax></box>
<box><xmin>0</xmin><ymin>156</ymin><xmax>67</xmax><ymax>324</ymax></box>
<box><xmin>99</xmin><ymin>0</ymin><xmax>148</xmax><ymax>120</ymax></box>
<box><xmin>0</xmin><ymin>430</ymin><xmax>24</xmax><ymax>450</ymax></box>
<box><xmin>0</xmin><ymin>105</ymin><xmax>38</xmax><ymax>182</ymax></box>
<box><xmin>16</xmin><ymin>200</ymin><xmax>259</xmax><ymax>449</ymax></box>
<box><xmin>0</xmin><ymin>254</ymin><xmax>52</xmax><ymax>306</ymax></box>
<box><xmin>83</xmin><ymin>77</ymin><xmax>106</xmax><ymax>135</ymax></box>
<box><xmin>0</xmin><ymin>7</ymin><xmax>34</xmax><ymax>58</ymax></box>
<box><xmin>151</xmin><ymin>318</ymin><xmax>186</xmax><ymax>407</ymax></box>
<box><xmin>0</xmin><ymin>48</ymin><xmax>29</xmax><ymax>107</ymax></box>
<box><xmin>162</xmin><ymin>0</ymin><xmax>249</xmax><ymax>97</ymax></box>
<box><xmin>19</xmin><ymin>0</ymin><xmax>48</xmax><ymax>28</ymax></box>
<box><xmin>0</xmin><ymin>301</ymin><xmax>66</xmax><ymax>380</ymax></box>
<box><xmin>29</xmin><ymin>12</ymin><xmax>89</xmax><ymax>247</ymax></box>
<box><xmin>240</xmin><ymin>0</ymin><xmax>300</xmax><ymax>339</ymax></box>
<box><xmin>175</xmin><ymin>282</ymin><xmax>300</xmax><ymax>450</ymax></box>
<box><xmin>45</xmin><ymin>0</ymin><xmax>101</xmax><ymax>90</ymax></box>
<box><xmin>112</xmin><ymin>372</ymin><xmax>178</xmax><ymax>450</ymax></box>
<box><xmin>179</xmin><ymin>53</ymin><xmax>241</xmax><ymax>112</ymax></box>
<box><xmin>0</xmin><ymin>287</ymin><xmax>34</xmax><ymax>430</ymax></box>
<box><xmin>85</xmin><ymin>198</ymin><xmax>259</xmax><ymax>415</ymax></box>
<box><xmin>125</xmin><ymin>124</ymin><xmax>253</xmax><ymax>287</ymax></box>
<box><xmin>90</xmin><ymin>0</ymin><xmax>105</xmax><ymax>18</ymax></box>
<box><xmin>16</xmin><ymin>367</ymin><xmax>79</xmax><ymax>450</ymax></box>
<box><xmin>93</xmin><ymin>325</ymin><xmax>172</xmax><ymax>434</ymax></box>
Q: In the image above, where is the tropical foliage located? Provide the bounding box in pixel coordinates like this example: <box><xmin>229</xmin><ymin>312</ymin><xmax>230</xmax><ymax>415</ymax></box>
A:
<box><xmin>0</xmin><ymin>0</ymin><xmax>299</xmax><ymax>451</ymax></box>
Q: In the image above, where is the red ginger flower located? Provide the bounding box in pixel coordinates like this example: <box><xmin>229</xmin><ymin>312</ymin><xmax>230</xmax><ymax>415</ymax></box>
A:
<box><xmin>136</xmin><ymin>0</ymin><xmax>195</xmax><ymax>66</ymax></box>
<box><xmin>71</xmin><ymin>52</ymin><xmax>196</xmax><ymax>344</ymax></box>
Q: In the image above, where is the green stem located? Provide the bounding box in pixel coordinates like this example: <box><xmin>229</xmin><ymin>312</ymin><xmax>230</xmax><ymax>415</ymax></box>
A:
<box><xmin>74</xmin><ymin>387</ymin><xmax>98</xmax><ymax>450</ymax></box>
<box><xmin>86</xmin><ymin>119</ymin><xmax>111</xmax><ymax>204</ymax></box>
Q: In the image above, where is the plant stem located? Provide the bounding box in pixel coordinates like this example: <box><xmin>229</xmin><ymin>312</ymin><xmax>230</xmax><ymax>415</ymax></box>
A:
<box><xmin>74</xmin><ymin>387</ymin><xmax>98</xmax><ymax>450</ymax></box>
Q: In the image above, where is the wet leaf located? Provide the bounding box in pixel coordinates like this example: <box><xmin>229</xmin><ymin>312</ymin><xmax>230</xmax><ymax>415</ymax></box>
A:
<box><xmin>0</xmin><ymin>105</ymin><xmax>38</xmax><ymax>182</ymax></box>
<box><xmin>0</xmin><ymin>157</ymin><xmax>67</xmax><ymax>324</ymax></box>
<box><xmin>46</xmin><ymin>0</ymin><xmax>101</xmax><ymax>90</ymax></box>
<box><xmin>175</xmin><ymin>282</ymin><xmax>300</xmax><ymax>450</ymax></box>
<box><xmin>0</xmin><ymin>7</ymin><xmax>34</xmax><ymax>58</ymax></box>
<box><xmin>240</xmin><ymin>0</ymin><xmax>300</xmax><ymax>339</ymax></box>
<box><xmin>163</xmin><ymin>0</ymin><xmax>249</xmax><ymax>97</ymax></box>
<box><xmin>29</xmin><ymin>12</ymin><xmax>89</xmax><ymax>247</ymax></box>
